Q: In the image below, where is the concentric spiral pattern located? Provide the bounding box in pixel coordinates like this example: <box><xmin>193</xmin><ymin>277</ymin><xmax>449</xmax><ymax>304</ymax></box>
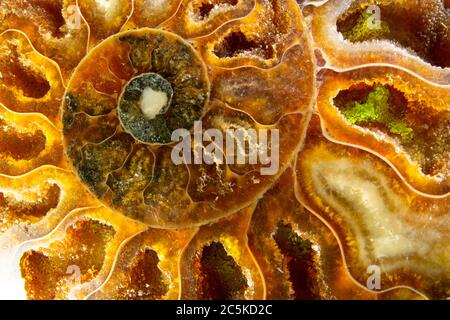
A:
<box><xmin>0</xmin><ymin>0</ymin><xmax>448</xmax><ymax>300</ymax></box>
<box><xmin>62</xmin><ymin>28</ymin><xmax>213</xmax><ymax>226</ymax></box>
<box><xmin>61</xmin><ymin>9</ymin><xmax>313</xmax><ymax>227</ymax></box>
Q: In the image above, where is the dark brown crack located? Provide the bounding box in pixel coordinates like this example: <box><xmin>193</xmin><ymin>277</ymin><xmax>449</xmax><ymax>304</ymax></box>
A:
<box><xmin>195</xmin><ymin>241</ymin><xmax>248</xmax><ymax>300</ymax></box>
<box><xmin>214</xmin><ymin>30</ymin><xmax>275</xmax><ymax>60</ymax></box>
<box><xmin>194</xmin><ymin>0</ymin><xmax>239</xmax><ymax>20</ymax></box>
<box><xmin>273</xmin><ymin>222</ymin><xmax>321</xmax><ymax>300</ymax></box>
<box><xmin>118</xmin><ymin>248</ymin><xmax>168</xmax><ymax>300</ymax></box>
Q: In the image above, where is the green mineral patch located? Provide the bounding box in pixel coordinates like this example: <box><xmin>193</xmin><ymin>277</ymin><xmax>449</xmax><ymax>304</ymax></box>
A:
<box><xmin>340</xmin><ymin>8</ymin><xmax>390</xmax><ymax>43</ymax></box>
<box><xmin>340</xmin><ymin>85</ymin><xmax>414</xmax><ymax>143</ymax></box>
<box><xmin>337</xmin><ymin>3</ymin><xmax>449</xmax><ymax>68</ymax></box>
<box><xmin>335</xmin><ymin>84</ymin><xmax>450</xmax><ymax>177</ymax></box>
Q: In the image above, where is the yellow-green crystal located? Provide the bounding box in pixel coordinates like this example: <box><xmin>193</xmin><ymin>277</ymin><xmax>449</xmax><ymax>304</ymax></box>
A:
<box><xmin>343</xmin><ymin>8</ymin><xmax>390</xmax><ymax>42</ymax></box>
<box><xmin>341</xmin><ymin>85</ymin><xmax>414</xmax><ymax>143</ymax></box>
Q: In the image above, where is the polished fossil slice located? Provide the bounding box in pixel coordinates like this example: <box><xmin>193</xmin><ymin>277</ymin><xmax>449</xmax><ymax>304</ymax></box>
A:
<box><xmin>60</xmin><ymin>0</ymin><xmax>314</xmax><ymax>228</ymax></box>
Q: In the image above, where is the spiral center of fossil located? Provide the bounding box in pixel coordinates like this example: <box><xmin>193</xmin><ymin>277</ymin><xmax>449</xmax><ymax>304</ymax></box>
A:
<box><xmin>61</xmin><ymin>29</ymin><xmax>214</xmax><ymax>225</ymax></box>
<box><xmin>123</xmin><ymin>72</ymin><xmax>173</xmax><ymax>121</ymax></box>
<box><xmin>118</xmin><ymin>72</ymin><xmax>175</xmax><ymax>144</ymax></box>
<box><xmin>140</xmin><ymin>87</ymin><xmax>168</xmax><ymax>120</ymax></box>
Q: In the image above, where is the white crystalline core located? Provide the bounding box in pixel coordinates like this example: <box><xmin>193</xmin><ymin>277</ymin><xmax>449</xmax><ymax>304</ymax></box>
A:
<box><xmin>96</xmin><ymin>0</ymin><xmax>113</xmax><ymax>10</ymax></box>
<box><xmin>95</xmin><ymin>0</ymin><xmax>120</xmax><ymax>20</ymax></box>
<box><xmin>139</xmin><ymin>87</ymin><xmax>168</xmax><ymax>120</ymax></box>
<box><xmin>144</xmin><ymin>0</ymin><xmax>167</xmax><ymax>12</ymax></box>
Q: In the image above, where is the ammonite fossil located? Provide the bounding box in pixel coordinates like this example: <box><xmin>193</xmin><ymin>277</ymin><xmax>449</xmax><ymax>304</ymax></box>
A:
<box><xmin>0</xmin><ymin>0</ymin><xmax>448</xmax><ymax>300</ymax></box>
